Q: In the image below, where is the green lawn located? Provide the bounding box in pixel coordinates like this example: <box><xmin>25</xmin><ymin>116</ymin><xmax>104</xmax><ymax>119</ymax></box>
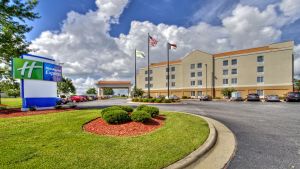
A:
<box><xmin>0</xmin><ymin>110</ymin><xmax>209</xmax><ymax>169</ymax></box>
<box><xmin>0</xmin><ymin>98</ymin><xmax>22</xmax><ymax>108</ymax></box>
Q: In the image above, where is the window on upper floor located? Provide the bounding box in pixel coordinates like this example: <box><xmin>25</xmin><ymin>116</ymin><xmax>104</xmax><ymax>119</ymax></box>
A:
<box><xmin>197</xmin><ymin>80</ymin><xmax>202</xmax><ymax>86</ymax></box>
<box><xmin>145</xmin><ymin>70</ymin><xmax>147</xmax><ymax>74</ymax></box>
<box><xmin>166</xmin><ymin>75</ymin><xmax>169</xmax><ymax>80</ymax></box>
<box><xmin>231</xmin><ymin>78</ymin><xmax>238</xmax><ymax>84</ymax></box>
<box><xmin>191</xmin><ymin>72</ymin><xmax>195</xmax><ymax>77</ymax></box>
<box><xmin>171</xmin><ymin>82</ymin><xmax>176</xmax><ymax>87</ymax></box>
<box><xmin>197</xmin><ymin>71</ymin><xmax>202</xmax><ymax>77</ymax></box>
<box><xmin>190</xmin><ymin>64</ymin><xmax>195</xmax><ymax>69</ymax></box>
<box><xmin>190</xmin><ymin>81</ymin><xmax>196</xmax><ymax>86</ymax></box>
<box><xmin>231</xmin><ymin>59</ymin><xmax>237</xmax><ymax>65</ymax></box>
<box><xmin>223</xmin><ymin>60</ymin><xmax>228</xmax><ymax>66</ymax></box>
<box><xmin>166</xmin><ymin>67</ymin><xmax>169</xmax><ymax>72</ymax></box>
<box><xmin>257</xmin><ymin>66</ymin><xmax>264</xmax><ymax>73</ymax></box>
<box><xmin>223</xmin><ymin>79</ymin><xmax>228</xmax><ymax>85</ymax></box>
<box><xmin>149</xmin><ymin>70</ymin><xmax>153</xmax><ymax>74</ymax></box>
<box><xmin>257</xmin><ymin>56</ymin><xmax>264</xmax><ymax>62</ymax></box>
<box><xmin>171</xmin><ymin>67</ymin><xmax>175</xmax><ymax>71</ymax></box>
<box><xmin>197</xmin><ymin>63</ymin><xmax>202</xmax><ymax>68</ymax></box>
<box><xmin>257</xmin><ymin>76</ymin><xmax>264</xmax><ymax>83</ymax></box>
<box><xmin>171</xmin><ymin>74</ymin><xmax>175</xmax><ymax>79</ymax></box>
<box><xmin>223</xmin><ymin>69</ymin><xmax>228</xmax><ymax>75</ymax></box>
<box><xmin>232</xmin><ymin>69</ymin><xmax>237</xmax><ymax>75</ymax></box>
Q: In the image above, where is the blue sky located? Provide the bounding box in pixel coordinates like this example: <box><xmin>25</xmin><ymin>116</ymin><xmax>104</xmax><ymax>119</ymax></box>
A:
<box><xmin>27</xmin><ymin>0</ymin><xmax>300</xmax><ymax>43</ymax></box>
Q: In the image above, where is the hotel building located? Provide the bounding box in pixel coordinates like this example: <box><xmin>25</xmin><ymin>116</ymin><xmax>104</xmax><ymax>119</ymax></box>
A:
<box><xmin>136</xmin><ymin>41</ymin><xmax>294</xmax><ymax>98</ymax></box>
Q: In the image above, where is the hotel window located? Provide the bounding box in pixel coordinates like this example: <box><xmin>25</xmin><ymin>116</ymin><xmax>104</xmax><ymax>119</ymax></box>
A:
<box><xmin>149</xmin><ymin>77</ymin><xmax>153</xmax><ymax>81</ymax></box>
<box><xmin>190</xmin><ymin>64</ymin><xmax>195</xmax><ymax>69</ymax></box>
<box><xmin>145</xmin><ymin>84</ymin><xmax>153</xmax><ymax>88</ymax></box>
<box><xmin>166</xmin><ymin>67</ymin><xmax>169</xmax><ymax>72</ymax></box>
<box><xmin>197</xmin><ymin>71</ymin><xmax>202</xmax><ymax>77</ymax></box>
<box><xmin>232</xmin><ymin>69</ymin><xmax>237</xmax><ymax>75</ymax></box>
<box><xmin>191</xmin><ymin>91</ymin><xmax>196</xmax><ymax>97</ymax></box>
<box><xmin>231</xmin><ymin>59</ymin><xmax>237</xmax><ymax>65</ymax></box>
<box><xmin>166</xmin><ymin>75</ymin><xmax>169</xmax><ymax>80</ymax></box>
<box><xmin>197</xmin><ymin>63</ymin><xmax>202</xmax><ymax>68</ymax></box>
<box><xmin>197</xmin><ymin>80</ymin><xmax>202</xmax><ymax>86</ymax></box>
<box><xmin>197</xmin><ymin>91</ymin><xmax>203</xmax><ymax>96</ymax></box>
<box><xmin>171</xmin><ymin>74</ymin><xmax>175</xmax><ymax>79</ymax></box>
<box><xmin>257</xmin><ymin>56</ymin><xmax>264</xmax><ymax>62</ymax></box>
<box><xmin>257</xmin><ymin>90</ymin><xmax>264</xmax><ymax>96</ymax></box>
<box><xmin>231</xmin><ymin>78</ymin><xmax>238</xmax><ymax>84</ymax></box>
<box><xmin>171</xmin><ymin>82</ymin><xmax>176</xmax><ymax>87</ymax></box>
<box><xmin>145</xmin><ymin>77</ymin><xmax>148</xmax><ymax>81</ymax></box>
<box><xmin>145</xmin><ymin>70</ymin><xmax>147</xmax><ymax>74</ymax></box>
<box><xmin>223</xmin><ymin>79</ymin><xmax>229</xmax><ymax>85</ymax></box>
<box><xmin>223</xmin><ymin>69</ymin><xmax>228</xmax><ymax>75</ymax></box>
<box><xmin>223</xmin><ymin>60</ymin><xmax>228</xmax><ymax>66</ymax></box>
<box><xmin>257</xmin><ymin>76</ymin><xmax>264</xmax><ymax>83</ymax></box>
<box><xmin>257</xmin><ymin>66</ymin><xmax>264</xmax><ymax>73</ymax></box>
<box><xmin>191</xmin><ymin>81</ymin><xmax>196</xmax><ymax>86</ymax></box>
<box><xmin>191</xmin><ymin>72</ymin><xmax>195</xmax><ymax>77</ymax></box>
<box><xmin>145</xmin><ymin>77</ymin><xmax>153</xmax><ymax>81</ymax></box>
<box><xmin>171</xmin><ymin>67</ymin><xmax>175</xmax><ymax>71</ymax></box>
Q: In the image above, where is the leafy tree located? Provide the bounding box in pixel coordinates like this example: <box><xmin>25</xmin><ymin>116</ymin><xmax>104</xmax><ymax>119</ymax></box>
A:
<box><xmin>57</xmin><ymin>77</ymin><xmax>76</xmax><ymax>95</ymax></box>
<box><xmin>0</xmin><ymin>79</ymin><xmax>20</xmax><ymax>98</ymax></box>
<box><xmin>86</xmin><ymin>87</ymin><xmax>96</xmax><ymax>95</ymax></box>
<box><xmin>221</xmin><ymin>88</ymin><xmax>236</xmax><ymax>98</ymax></box>
<box><xmin>132</xmin><ymin>87</ymin><xmax>144</xmax><ymax>98</ymax></box>
<box><xmin>103</xmin><ymin>88</ymin><xmax>114</xmax><ymax>95</ymax></box>
<box><xmin>295</xmin><ymin>79</ymin><xmax>300</xmax><ymax>91</ymax></box>
<box><xmin>0</xmin><ymin>0</ymin><xmax>39</xmax><ymax>63</ymax></box>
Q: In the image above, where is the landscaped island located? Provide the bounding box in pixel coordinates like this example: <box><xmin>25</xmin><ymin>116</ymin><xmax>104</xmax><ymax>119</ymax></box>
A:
<box><xmin>0</xmin><ymin>107</ymin><xmax>209</xmax><ymax>169</ymax></box>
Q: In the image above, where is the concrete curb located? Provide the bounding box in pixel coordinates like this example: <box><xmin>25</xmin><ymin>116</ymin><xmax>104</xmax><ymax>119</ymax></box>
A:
<box><xmin>165</xmin><ymin>113</ymin><xmax>217</xmax><ymax>169</ymax></box>
<box><xmin>127</xmin><ymin>101</ymin><xmax>182</xmax><ymax>105</ymax></box>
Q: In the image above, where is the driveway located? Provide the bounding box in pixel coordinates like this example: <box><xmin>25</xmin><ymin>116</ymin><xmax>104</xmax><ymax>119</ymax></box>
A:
<box><xmin>77</xmin><ymin>99</ymin><xmax>300</xmax><ymax>169</ymax></box>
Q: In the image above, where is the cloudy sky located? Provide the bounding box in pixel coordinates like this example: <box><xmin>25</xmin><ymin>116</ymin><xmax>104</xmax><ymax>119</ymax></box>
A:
<box><xmin>27</xmin><ymin>0</ymin><xmax>300</xmax><ymax>94</ymax></box>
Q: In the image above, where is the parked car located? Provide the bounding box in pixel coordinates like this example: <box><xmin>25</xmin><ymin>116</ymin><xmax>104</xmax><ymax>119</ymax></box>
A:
<box><xmin>285</xmin><ymin>92</ymin><xmax>300</xmax><ymax>102</ymax></box>
<box><xmin>168</xmin><ymin>95</ymin><xmax>180</xmax><ymax>100</ymax></box>
<box><xmin>56</xmin><ymin>97</ymin><xmax>63</xmax><ymax>105</ymax></box>
<box><xmin>230</xmin><ymin>92</ymin><xmax>243</xmax><ymax>101</ymax></box>
<box><xmin>80</xmin><ymin>95</ymin><xmax>89</xmax><ymax>101</ymax></box>
<box><xmin>246</xmin><ymin>93</ymin><xmax>260</xmax><ymax>101</ymax></box>
<box><xmin>265</xmin><ymin>95</ymin><xmax>280</xmax><ymax>102</ymax></box>
<box><xmin>199</xmin><ymin>95</ymin><xmax>212</xmax><ymax>101</ymax></box>
<box><xmin>70</xmin><ymin>95</ymin><xmax>83</xmax><ymax>102</ymax></box>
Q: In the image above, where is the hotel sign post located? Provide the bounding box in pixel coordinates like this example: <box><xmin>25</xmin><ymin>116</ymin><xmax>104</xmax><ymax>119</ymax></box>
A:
<box><xmin>12</xmin><ymin>54</ymin><xmax>62</xmax><ymax>111</ymax></box>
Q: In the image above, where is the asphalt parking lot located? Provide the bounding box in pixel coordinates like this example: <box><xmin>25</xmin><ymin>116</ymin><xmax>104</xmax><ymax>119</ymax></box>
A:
<box><xmin>77</xmin><ymin>99</ymin><xmax>300</xmax><ymax>169</ymax></box>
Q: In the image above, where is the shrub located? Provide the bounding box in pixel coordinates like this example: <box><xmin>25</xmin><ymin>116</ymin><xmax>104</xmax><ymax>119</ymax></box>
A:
<box><xmin>141</xmin><ymin>106</ymin><xmax>159</xmax><ymax>117</ymax></box>
<box><xmin>101</xmin><ymin>106</ymin><xmax>123</xmax><ymax>117</ymax></box>
<box><xmin>136</xmin><ymin>105</ymin><xmax>148</xmax><ymax>111</ymax></box>
<box><xmin>102</xmin><ymin>109</ymin><xmax>131</xmax><ymax>124</ymax></box>
<box><xmin>132</xmin><ymin>98</ymin><xmax>139</xmax><ymax>102</ymax></box>
<box><xmin>0</xmin><ymin>106</ymin><xmax>7</xmax><ymax>110</ymax></box>
<box><xmin>182</xmin><ymin>96</ymin><xmax>188</xmax><ymax>99</ymax></box>
<box><xmin>154</xmin><ymin>98</ymin><xmax>162</xmax><ymax>103</ymax></box>
<box><xmin>115</xmin><ymin>105</ymin><xmax>134</xmax><ymax>112</ymax></box>
<box><xmin>163</xmin><ymin>99</ymin><xmax>172</xmax><ymax>103</ymax></box>
<box><xmin>131</xmin><ymin>110</ymin><xmax>151</xmax><ymax>122</ymax></box>
<box><xmin>150</xmin><ymin>98</ymin><xmax>156</xmax><ymax>103</ymax></box>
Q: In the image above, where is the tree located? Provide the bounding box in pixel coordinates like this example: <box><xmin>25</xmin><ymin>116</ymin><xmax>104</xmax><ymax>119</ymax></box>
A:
<box><xmin>103</xmin><ymin>88</ymin><xmax>114</xmax><ymax>95</ymax></box>
<box><xmin>0</xmin><ymin>0</ymin><xmax>39</xmax><ymax>63</ymax></box>
<box><xmin>295</xmin><ymin>79</ymin><xmax>300</xmax><ymax>91</ymax></box>
<box><xmin>221</xmin><ymin>88</ymin><xmax>236</xmax><ymax>98</ymax></box>
<box><xmin>0</xmin><ymin>79</ymin><xmax>20</xmax><ymax>98</ymax></box>
<box><xmin>86</xmin><ymin>87</ymin><xmax>96</xmax><ymax>95</ymax></box>
<box><xmin>131</xmin><ymin>87</ymin><xmax>144</xmax><ymax>98</ymax></box>
<box><xmin>57</xmin><ymin>77</ymin><xmax>76</xmax><ymax>95</ymax></box>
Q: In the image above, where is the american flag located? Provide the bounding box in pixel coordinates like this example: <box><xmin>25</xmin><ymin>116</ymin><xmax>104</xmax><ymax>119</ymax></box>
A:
<box><xmin>168</xmin><ymin>43</ymin><xmax>177</xmax><ymax>49</ymax></box>
<box><xmin>149</xmin><ymin>35</ymin><xmax>158</xmax><ymax>47</ymax></box>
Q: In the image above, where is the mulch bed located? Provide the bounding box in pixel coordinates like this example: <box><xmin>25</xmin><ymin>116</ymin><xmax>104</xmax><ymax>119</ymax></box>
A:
<box><xmin>84</xmin><ymin>115</ymin><xmax>166</xmax><ymax>137</ymax></box>
<box><xmin>0</xmin><ymin>108</ymin><xmax>78</xmax><ymax>118</ymax></box>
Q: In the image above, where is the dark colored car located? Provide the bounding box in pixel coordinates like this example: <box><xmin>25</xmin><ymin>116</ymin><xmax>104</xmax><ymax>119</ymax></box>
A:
<box><xmin>265</xmin><ymin>95</ymin><xmax>280</xmax><ymax>102</ymax></box>
<box><xmin>56</xmin><ymin>98</ymin><xmax>63</xmax><ymax>105</ymax></box>
<box><xmin>246</xmin><ymin>93</ymin><xmax>260</xmax><ymax>101</ymax></box>
<box><xmin>199</xmin><ymin>95</ymin><xmax>212</xmax><ymax>101</ymax></box>
<box><xmin>285</xmin><ymin>92</ymin><xmax>300</xmax><ymax>102</ymax></box>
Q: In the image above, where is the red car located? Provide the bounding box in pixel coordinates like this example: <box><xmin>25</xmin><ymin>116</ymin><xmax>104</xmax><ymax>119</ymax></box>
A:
<box><xmin>70</xmin><ymin>95</ymin><xmax>83</xmax><ymax>102</ymax></box>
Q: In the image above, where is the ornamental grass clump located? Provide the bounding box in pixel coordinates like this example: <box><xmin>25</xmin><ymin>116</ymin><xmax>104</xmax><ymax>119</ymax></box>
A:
<box><xmin>131</xmin><ymin>110</ymin><xmax>151</xmax><ymax>122</ymax></box>
<box><xmin>102</xmin><ymin>109</ymin><xmax>131</xmax><ymax>124</ymax></box>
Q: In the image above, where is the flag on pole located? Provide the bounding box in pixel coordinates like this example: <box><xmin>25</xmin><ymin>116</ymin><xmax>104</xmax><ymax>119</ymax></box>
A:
<box><xmin>149</xmin><ymin>35</ymin><xmax>158</xmax><ymax>47</ymax></box>
<box><xmin>168</xmin><ymin>43</ymin><xmax>177</xmax><ymax>49</ymax></box>
<box><xmin>136</xmin><ymin>50</ymin><xmax>145</xmax><ymax>58</ymax></box>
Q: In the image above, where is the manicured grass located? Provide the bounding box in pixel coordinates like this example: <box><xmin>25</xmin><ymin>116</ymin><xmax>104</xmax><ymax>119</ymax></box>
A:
<box><xmin>0</xmin><ymin>110</ymin><xmax>209</xmax><ymax>169</ymax></box>
<box><xmin>0</xmin><ymin>98</ymin><xmax>22</xmax><ymax>108</ymax></box>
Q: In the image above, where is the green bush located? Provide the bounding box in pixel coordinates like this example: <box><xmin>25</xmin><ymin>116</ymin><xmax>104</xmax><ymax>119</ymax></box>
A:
<box><xmin>0</xmin><ymin>106</ymin><xmax>7</xmax><ymax>110</ymax></box>
<box><xmin>132</xmin><ymin>98</ymin><xmax>139</xmax><ymax>102</ymax></box>
<box><xmin>154</xmin><ymin>98</ymin><xmax>162</xmax><ymax>103</ymax></box>
<box><xmin>150</xmin><ymin>98</ymin><xmax>156</xmax><ymax>103</ymax></box>
<box><xmin>136</xmin><ymin>105</ymin><xmax>148</xmax><ymax>111</ymax></box>
<box><xmin>131</xmin><ymin>110</ymin><xmax>151</xmax><ymax>122</ymax></box>
<box><xmin>115</xmin><ymin>105</ymin><xmax>134</xmax><ymax>112</ymax></box>
<box><xmin>141</xmin><ymin>106</ymin><xmax>159</xmax><ymax>117</ymax></box>
<box><xmin>182</xmin><ymin>96</ymin><xmax>188</xmax><ymax>99</ymax></box>
<box><xmin>101</xmin><ymin>106</ymin><xmax>123</xmax><ymax>117</ymax></box>
<box><xmin>163</xmin><ymin>99</ymin><xmax>172</xmax><ymax>103</ymax></box>
<box><xmin>102</xmin><ymin>109</ymin><xmax>131</xmax><ymax>124</ymax></box>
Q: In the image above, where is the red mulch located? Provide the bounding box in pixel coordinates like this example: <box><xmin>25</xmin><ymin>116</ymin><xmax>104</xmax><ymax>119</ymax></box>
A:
<box><xmin>84</xmin><ymin>115</ymin><xmax>166</xmax><ymax>137</ymax></box>
<box><xmin>0</xmin><ymin>108</ymin><xmax>78</xmax><ymax>118</ymax></box>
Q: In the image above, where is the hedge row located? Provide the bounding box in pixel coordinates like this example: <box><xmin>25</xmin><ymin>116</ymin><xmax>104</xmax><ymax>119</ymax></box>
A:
<box><xmin>100</xmin><ymin>105</ymin><xmax>159</xmax><ymax>124</ymax></box>
<box><xmin>132</xmin><ymin>98</ymin><xmax>172</xmax><ymax>103</ymax></box>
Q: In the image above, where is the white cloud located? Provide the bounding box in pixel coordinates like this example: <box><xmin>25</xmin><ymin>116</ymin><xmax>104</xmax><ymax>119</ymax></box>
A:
<box><xmin>30</xmin><ymin>0</ymin><xmax>300</xmax><ymax>94</ymax></box>
<box><xmin>280</xmin><ymin>0</ymin><xmax>300</xmax><ymax>23</ymax></box>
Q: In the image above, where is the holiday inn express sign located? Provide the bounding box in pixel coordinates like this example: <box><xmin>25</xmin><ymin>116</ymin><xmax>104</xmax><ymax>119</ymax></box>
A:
<box><xmin>12</xmin><ymin>54</ymin><xmax>62</xmax><ymax>111</ymax></box>
<box><xmin>13</xmin><ymin>58</ymin><xmax>62</xmax><ymax>82</ymax></box>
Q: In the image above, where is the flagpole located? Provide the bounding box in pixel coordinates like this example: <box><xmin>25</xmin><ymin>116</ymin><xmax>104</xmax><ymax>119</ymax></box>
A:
<box><xmin>167</xmin><ymin>43</ymin><xmax>170</xmax><ymax>99</ymax></box>
<box><xmin>147</xmin><ymin>33</ymin><xmax>150</xmax><ymax>98</ymax></box>
<box><xmin>134</xmin><ymin>49</ymin><xmax>137</xmax><ymax>90</ymax></box>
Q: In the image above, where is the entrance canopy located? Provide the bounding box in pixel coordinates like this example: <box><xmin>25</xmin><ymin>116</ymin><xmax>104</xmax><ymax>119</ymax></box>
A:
<box><xmin>96</xmin><ymin>81</ymin><xmax>132</xmax><ymax>97</ymax></box>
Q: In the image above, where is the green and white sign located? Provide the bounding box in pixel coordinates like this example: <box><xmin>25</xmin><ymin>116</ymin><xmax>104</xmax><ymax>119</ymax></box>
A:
<box><xmin>13</xmin><ymin>58</ymin><xmax>43</xmax><ymax>80</ymax></box>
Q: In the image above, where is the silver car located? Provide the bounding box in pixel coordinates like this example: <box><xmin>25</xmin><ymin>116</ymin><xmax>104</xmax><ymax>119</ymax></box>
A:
<box><xmin>264</xmin><ymin>95</ymin><xmax>280</xmax><ymax>102</ymax></box>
